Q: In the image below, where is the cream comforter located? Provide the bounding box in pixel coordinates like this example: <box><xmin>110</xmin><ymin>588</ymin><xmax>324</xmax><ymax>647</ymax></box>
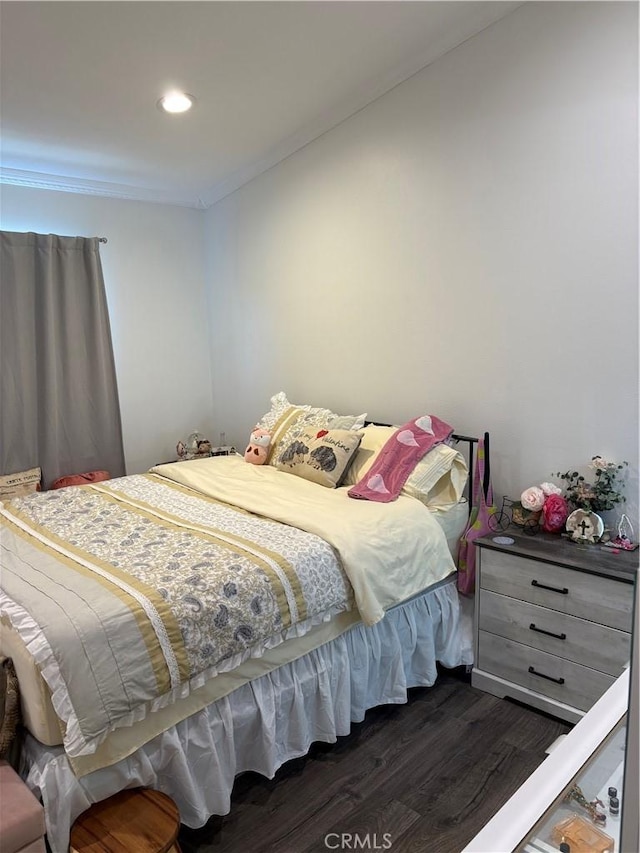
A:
<box><xmin>157</xmin><ymin>456</ymin><xmax>456</xmax><ymax>626</ymax></box>
<box><xmin>0</xmin><ymin>456</ymin><xmax>455</xmax><ymax>771</ymax></box>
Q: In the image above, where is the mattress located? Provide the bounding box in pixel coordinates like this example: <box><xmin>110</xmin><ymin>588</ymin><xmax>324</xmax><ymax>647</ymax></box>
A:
<box><xmin>0</xmin><ymin>497</ymin><xmax>468</xmax><ymax>749</ymax></box>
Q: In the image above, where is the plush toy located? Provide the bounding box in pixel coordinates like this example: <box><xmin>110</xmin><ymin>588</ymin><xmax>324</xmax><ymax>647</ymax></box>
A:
<box><xmin>244</xmin><ymin>427</ymin><xmax>271</xmax><ymax>465</ymax></box>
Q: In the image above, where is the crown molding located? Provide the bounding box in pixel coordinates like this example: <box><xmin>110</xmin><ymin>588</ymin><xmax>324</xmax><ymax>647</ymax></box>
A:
<box><xmin>0</xmin><ymin>167</ymin><xmax>206</xmax><ymax>210</ymax></box>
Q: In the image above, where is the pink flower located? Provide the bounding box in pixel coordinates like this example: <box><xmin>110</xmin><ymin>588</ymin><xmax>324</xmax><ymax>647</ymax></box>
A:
<box><xmin>521</xmin><ymin>486</ymin><xmax>545</xmax><ymax>512</ymax></box>
<box><xmin>542</xmin><ymin>494</ymin><xmax>569</xmax><ymax>533</ymax></box>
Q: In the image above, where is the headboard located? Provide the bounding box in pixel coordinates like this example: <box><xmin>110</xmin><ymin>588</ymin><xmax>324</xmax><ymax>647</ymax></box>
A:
<box><xmin>363</xmin><ymin>422</ymin><xmax>491</xmax><ymax>512</ymax></box>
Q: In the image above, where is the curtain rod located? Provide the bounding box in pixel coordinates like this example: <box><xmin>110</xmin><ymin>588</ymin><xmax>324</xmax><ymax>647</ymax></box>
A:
<box><xmin>98</xmin><ymin>237</ymin><xmax>108</xmax><ymax>244</ymax></box>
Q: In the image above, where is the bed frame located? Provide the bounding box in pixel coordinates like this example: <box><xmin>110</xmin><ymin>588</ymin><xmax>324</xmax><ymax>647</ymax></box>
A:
<box><xmin>10</xmin><ymin>424</ymin><xmax>490</xmax><ymax>851</ymax></box>
<box><xmin>452</xmin><ymin>431</ymin><xmax>491</xmax><ymax>511</ymax></box>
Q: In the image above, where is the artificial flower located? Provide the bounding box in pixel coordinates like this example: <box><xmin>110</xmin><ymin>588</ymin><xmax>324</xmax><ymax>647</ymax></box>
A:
<box><xmin>520</xmin><ymin>486</ymin><xmax>545</xmax><ymax>512</ymax></box>
<box><xmin>556</xmin><ymin>458</ymin><xmax>628</xmax><ymax>513</ymax></box>
<box><xmin>541</xmin><ymin>494</ymin><xmax>569</xmax><ymax>533</ymax></box>
<box><xmin>540</xmin><ymin>482</ymin><xmax>562</xmax><ymax>496</ymax></box>
<box><xmin>590</xmin><ymin>456</ymin><xmax>615</xmax><ymax>472</ymax></box>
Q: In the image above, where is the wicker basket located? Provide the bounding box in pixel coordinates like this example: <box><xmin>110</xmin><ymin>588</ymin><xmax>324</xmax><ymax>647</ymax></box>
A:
<box><xmin>0</xmin><ymin>656</ymin><xmax>21</xmax><ymax>761</ymax></box>
<box><xmin>512</xmin><ymin>504</ymin><xmax>542</xmax><ymax>527</ymax></box>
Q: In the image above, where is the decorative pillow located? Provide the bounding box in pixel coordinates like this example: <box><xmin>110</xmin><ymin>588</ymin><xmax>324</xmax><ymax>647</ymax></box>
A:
<box><xmin>0</xmin><ymin>467</ymin><xmax>41</xmax><ymax>500</ymax></box>
<box><xmin>275</xmin><ymin>428</ymin><xmax>363</xmax><ymax>488</ymax></box>
<box><xmin>50</xmin><ymin>470</ymin><xmax>110</xmax><ymax>490</ymax></box>
<box><xmin>255</xmin><ymin>392</ymin><xmax>367</xmax><ymax>465</ymax></box>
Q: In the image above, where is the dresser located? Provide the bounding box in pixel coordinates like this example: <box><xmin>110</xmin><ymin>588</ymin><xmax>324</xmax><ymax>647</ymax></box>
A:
<box><xmin>472</xmin><ymin>529</ymin><xmax>637</xmax><ymax>723</ymax></box>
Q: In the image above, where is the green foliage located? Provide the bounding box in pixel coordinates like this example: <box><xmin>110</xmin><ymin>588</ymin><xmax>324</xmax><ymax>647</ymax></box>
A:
<box><xmin>555</xmin><ymin>458</ymin><xmax>628</xmax><ymax>513</ymax></box>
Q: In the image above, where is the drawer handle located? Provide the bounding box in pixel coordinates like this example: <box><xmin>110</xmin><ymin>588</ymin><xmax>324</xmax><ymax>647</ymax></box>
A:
<box><xmin>531</xmin><ymin>579</ymin><xmax>569</xmax><ymax>595</ymax></box>
<box><xmin>528</xmin><ymin>665</ymin><xmax>565</xmax><ymax>685</ymax></box>
<box><xmin>529</xmin><ymin>623</ymin><xmax>567</xmax><ymax>641</ymax></box>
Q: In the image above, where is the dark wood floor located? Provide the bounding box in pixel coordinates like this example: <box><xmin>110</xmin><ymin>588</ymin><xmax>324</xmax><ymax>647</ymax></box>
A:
<box><xmin>177</xmin><ymin>670</ymin><xmax>571</xmax><ymax>853</ymax></box>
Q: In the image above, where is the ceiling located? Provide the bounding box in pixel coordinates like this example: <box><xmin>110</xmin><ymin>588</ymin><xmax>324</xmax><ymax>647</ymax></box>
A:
<box><xmin>0</xmin><ymin>1</ymin><xmax>521</xmax><ymax>209</ymax></box>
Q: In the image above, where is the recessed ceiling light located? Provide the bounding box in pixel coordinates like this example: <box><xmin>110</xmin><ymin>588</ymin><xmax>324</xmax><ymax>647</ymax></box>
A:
<box><xmin>157</xmin><ymin>92</ymin><xmax>196</xmax><ymax>114</ymax></box>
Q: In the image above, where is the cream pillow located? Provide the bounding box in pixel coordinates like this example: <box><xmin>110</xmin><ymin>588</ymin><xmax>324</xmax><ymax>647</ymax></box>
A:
<box><xmin>275</xmin><ymin>428</ymin><xmax>363</xmax><ymax>488</ymax></box>
<box><xmin>342</xmin><ymin>425</ymin><xmax>396</xmax><ymax>486</ymax></box>
<box><xmin>403</xmin><ymin>445</ymin><xmax>468</xmax><ymax>510</ymax></box>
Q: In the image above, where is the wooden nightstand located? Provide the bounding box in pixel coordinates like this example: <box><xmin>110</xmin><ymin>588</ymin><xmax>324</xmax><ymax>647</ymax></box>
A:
<box><xmin>472</xmin><ymin>528</ymin><xmax>637</xmax><ymax>723</ymax></box>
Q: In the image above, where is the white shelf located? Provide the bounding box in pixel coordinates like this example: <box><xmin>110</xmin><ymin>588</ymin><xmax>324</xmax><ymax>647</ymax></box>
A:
<box><xmin>462</xmin><ymin>669</ymin><xmax>629</xmax><ymax>853</ymax></box>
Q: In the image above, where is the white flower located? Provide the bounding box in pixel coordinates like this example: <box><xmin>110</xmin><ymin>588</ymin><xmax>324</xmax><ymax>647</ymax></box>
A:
<box><xmin>590</xmin><ymin>456</ymin><xmax>616</xmax><ymax>471</ymax></box>
<box><xmin>521</xmin><ymin>486</ymin><xmax>545</xmax><ymax>512</ymax></box>
<box><xmin>540</xmin><ymin>482</ymin><xmax>562</xmax><ymax>496</ymax></box>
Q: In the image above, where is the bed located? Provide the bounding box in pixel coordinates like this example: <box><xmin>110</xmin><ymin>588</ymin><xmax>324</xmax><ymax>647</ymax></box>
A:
<box><xmin>0</xmin><ymin>393</ymin><xmax>486</xmax><ymax>852</ymax></box>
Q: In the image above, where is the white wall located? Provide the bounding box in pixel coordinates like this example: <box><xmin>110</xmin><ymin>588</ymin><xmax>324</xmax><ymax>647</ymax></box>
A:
<box><xmin>204</xmin><ymin>1</ymin><xmax>639</xmax><ymax>523</ymax></box>
<box><xmin>0</xmin><ymin>185</ymin><xmax>214</xmax><ymax>474</ymax></box>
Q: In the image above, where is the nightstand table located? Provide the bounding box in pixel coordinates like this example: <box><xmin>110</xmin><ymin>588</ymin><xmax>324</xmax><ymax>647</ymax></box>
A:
<box><xmin>208</xmin><ymin>445</ymin><xmax>237</xmax><ymax>457</ymax></box>
<box><xmin>472</xmin><ymin>528</ymin><xmax>637</xmax><ymax>723</ymax></box>
<box><xmin>157</xmin><ymin>446</ymin><xmax>238</xmax><ymax>466</ymax></box>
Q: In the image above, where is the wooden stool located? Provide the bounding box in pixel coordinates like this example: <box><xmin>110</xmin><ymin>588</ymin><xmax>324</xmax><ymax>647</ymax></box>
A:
<box><xmin>70</xmin><ymin>788</ymin><xmax>182</xmax><ymax>853</ymax></box>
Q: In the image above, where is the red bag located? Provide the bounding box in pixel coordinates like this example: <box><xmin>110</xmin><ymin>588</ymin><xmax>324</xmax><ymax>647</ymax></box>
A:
<box><xmin>50</xmin><ymin>470</ymin><xmax>110</xmax><ymax>490</ymax></box>
<box><xmin>457</xmin><ymin>438</ymin><xmax>495</xmax><ymax>595</ymax></box>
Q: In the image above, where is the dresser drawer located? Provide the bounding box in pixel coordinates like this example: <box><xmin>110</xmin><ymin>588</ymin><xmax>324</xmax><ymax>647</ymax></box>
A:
<box><xmin>477</xmin><ymin>631</ymin><xmax>615</xmax><ymax>711</ymax></box>
<box><xmin>479</xmin><ymin>590</ymin><xmax>631</xmax><ymax>676</ymax></box>
<box><xmin>479</xmin><ymin>548</ymin><xmax>633</xmax><ymax>632</ymax></box>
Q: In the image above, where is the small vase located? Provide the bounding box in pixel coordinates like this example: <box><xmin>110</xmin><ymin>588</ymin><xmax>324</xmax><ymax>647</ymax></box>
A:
<box><xmin>596</xmin><ymin>509</ymin><xmax>618</xmax><ymax>542</ymax></box>
<box><xmin>596</xmin><ymin>508</ymin><xmax>614</xmax><ymax>528</ymax></box>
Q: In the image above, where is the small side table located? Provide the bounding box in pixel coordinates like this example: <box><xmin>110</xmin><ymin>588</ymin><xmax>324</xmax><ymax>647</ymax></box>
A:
<box><xmin>156</xmin><ymin>446</ymin><xmax>238</xmax><ymax>466</ymax></box>
<box><xmin>175</xmin><ymin>446</ymin><xmax>237</xmax><ymax>462</ymax></box>
<box><xmin>70</xmin><ymin>788</ymin><xmax>182</xmax><ymax>853</ymax></box>
<box><xmin>473</xmin><ymin>527</ymin><xmax>636</xmax><ymax>722</ymax></box>
<box><xmin>208</xmin><ymin>445</ymin><xmax>237</xmax><ymax>457</ymax></box>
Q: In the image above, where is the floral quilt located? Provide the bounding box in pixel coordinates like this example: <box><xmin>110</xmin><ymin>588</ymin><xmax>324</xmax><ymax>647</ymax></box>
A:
<box><xmin>0</xmin><ymin>473</ymin><xmax>352</xmax><ymax>759</ymax></box>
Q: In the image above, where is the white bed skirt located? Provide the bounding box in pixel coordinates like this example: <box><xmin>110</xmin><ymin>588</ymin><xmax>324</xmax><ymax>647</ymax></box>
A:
<box><xmin>22</xmin><ymin>577</ymin><xmax>472</xmax><ymax>853</ymax></box>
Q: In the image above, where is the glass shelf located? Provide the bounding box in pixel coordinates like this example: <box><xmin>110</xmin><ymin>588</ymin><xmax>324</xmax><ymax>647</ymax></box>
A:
<box><xmin>517</xmin><ymin>716</ymin><xmax>627</xmax><ymax>853</ymax></box>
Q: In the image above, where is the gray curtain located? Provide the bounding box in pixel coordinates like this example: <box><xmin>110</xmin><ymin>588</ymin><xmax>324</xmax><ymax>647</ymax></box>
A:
<box><xmin>1</xmin><ymin>231</ymin><xmax>126</xmax><ymax>488</ymax></box>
